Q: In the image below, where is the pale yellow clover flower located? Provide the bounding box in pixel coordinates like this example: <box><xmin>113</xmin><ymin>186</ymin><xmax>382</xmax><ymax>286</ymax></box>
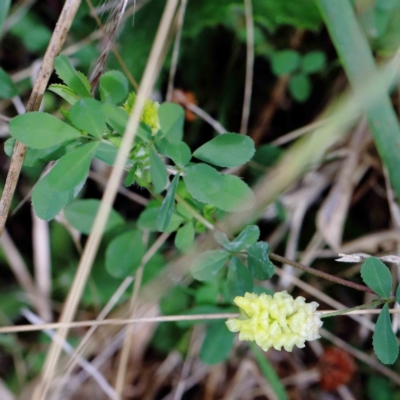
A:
<box><xmin>123</xmin><ymin>92</ymin><xmax>160</xmax><ymax>135</ymax></box>
<box><xmin>226</xmin><ymin>291</ymin><xmax>323</xmax><ymax>352</ymax></box>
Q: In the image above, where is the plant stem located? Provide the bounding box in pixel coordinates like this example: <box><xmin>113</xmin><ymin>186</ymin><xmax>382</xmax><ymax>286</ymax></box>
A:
<box><xmin>321</xmin><ymin>298</ymin><xmax>390</xmax><ymax>318</ymax></box>
<box><xmin>175</xmin><ymin>194</ymin><xmax>215</xmax><ymax>230</ymax></box>
<box><xmin>269</xmin><ymin>252</ymin><xmax>376</xmax><ymax>294</ymax></box>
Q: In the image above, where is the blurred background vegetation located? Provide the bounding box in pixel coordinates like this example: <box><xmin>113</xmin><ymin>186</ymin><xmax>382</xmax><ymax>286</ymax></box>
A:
<box><xmin>1</xmin><ymin>0</ymin><xmax>400</xmax><ymax>399</ymax></box>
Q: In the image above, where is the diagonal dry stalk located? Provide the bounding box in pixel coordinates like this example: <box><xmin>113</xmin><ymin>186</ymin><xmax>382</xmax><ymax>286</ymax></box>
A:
<box><xmin>33</xmin><ymin>1</ymin><xmax>180</xmax><ymax>398</ymax></box>
<box><xmin>0</xmin><ymin>0</ymin><xmax>82</xmax><ymax>237</ymax></box>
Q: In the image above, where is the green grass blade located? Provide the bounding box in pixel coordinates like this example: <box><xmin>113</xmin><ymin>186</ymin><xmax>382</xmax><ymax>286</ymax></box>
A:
<box><xmin>317</xmin><ymin>0</ymin><xmax>400</xmax><ymax>198</ymax></box>
<box><xmin>250</xmin><ymin>343</ymin><xmax>288</xmax><ymax>400</ymax></box>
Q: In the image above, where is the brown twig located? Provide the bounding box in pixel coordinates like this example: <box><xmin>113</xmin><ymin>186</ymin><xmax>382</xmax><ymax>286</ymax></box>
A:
<box><xmin>0</xmin><ymin>0</ymin><xmax>82</xmax><ymax>237</ymax></box>
<box><xmin>269</xmin><ymin>252</ymin><xmax>376</xmax><ymax>294</ymax></box>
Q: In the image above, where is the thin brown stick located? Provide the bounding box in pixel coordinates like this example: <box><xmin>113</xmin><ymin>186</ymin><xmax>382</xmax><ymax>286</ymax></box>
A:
<box><xmin>269</xmin><ymin>252</ymin><xmax>376</xmax><ymax>294</ymax></box>
<box><xmin>0</xmin><ymin>0</ymin><xmax>82</xmax><ymax>237</ymax></box>
<box><xmin>2</xmin><ymin>308</ymin><xmax>400</xmax><ymax>335</ymax></box>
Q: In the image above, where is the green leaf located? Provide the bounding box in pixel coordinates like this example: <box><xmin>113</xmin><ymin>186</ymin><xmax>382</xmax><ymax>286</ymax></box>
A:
<box><xmin>70</xmin><ymin>99</ymin><xmax>106</xmax><ymax>138</ymax></box>
<box><xmin>361</xmin><ymin>257</ymin><xmax>392</xmax><ymax>298</ymax></box>
<box><xmin>247</xmin><ymin>242</ymin><xmax>275</xmax><ymax>281</ymax></box>
<box><xmin>193</xmin><ymin>133</ymin><xmax>255</xmax><ymax>167</ymax></box>
<box><xmin>157</xmin><ymin>174</ymin><xmax>180</xmax><ymax>232</ymax></box>
<box><xmin>100</xmin><ymin>70</ymin><xmax>128</xmax><ymax>104</ymax></box>
<box><xmin>48</xmin><ymin>84</ymin><xmax>79</xmax><ymax>105</ymax></box>
<box><xmin>47</xmin><ymin>141</ymin><xmax>99</xmax><ymax>191</ymax></box>
<box><xmin>32</xmin><ymin>172</ymin><xmax>85</xmax><ymax>221</ymax></box>
<box><xmin>0</xmin><ymin>67</ymin><xmax>18</xmax><ymax>99</ymax></box>
<box><xmin>200</xmin><ymin>321</ymin><xmax>235</xmax><ymax>365</ymax></box>
<box><xmin>0</xmin><ymin>0</ymin><xmax>10</xmax><ymax>35</ymax></box>
<box><xmin>317</xmin><ymin>0</ymin><xmax>400</xmax><ymax>199</ymax></box>
<box><xmin>158</xmin><ymin>102</ymin><xmax>184</xmax><ymax>143</ymax></box>
<box><xmin>396</xmin><ymin>284</ymin><xmax>400</xmax><ymax>305</ymax></box>
<box><xmin>175</xmin><ymin>222</ymin><xmax>195</xmax><ymax>250</ymax></box>
<box><xmin>156</xmin><ymin>139</ymin><xmax>192</xmax><ymax>167</ymax></box>
<box><xmin>227</xmin><ymin>256</ymin><xmax>253</xmax><ymax>298</ymax></box>
<box><xmin>9</xmin><ymin>112</ymin><xmax>81</xmax><ymax>149</ymax></box>
<box><xmin>271</xmin><ymin>50</ymin><xmax>300</xmax><ymax>76</ymax></box>
<box><xmin>230</xmin><ymin>225</ymin><xmax>260</xmax><ymax>251</ymax></box>
<box><xmin>289</xmin><ymin>73</ymin><xmax>311</xmax><ymax>102</ymax></box>
<box><xmin>125</xmin><ymin>164</ymin><xmax>137</xmax><ymax>186</ymax></box>
<box><xmin>149</xmin><ymin>147</ymin><xmax>167</xmax><ymax>193</ymax></box>
<box><xmin>191</xmin><ymin>249</ymin><xmax>230</xmax><ymax>281</ymax></box>
<box><xmin>95</xmin><ymin>142</ymin><xmax>118</xmax><ymax>166</ymax></box>
<box><xmin>301</xmin><ymin>51</ymin><xmax>326</xmax><ymax>74</ymax></box>
<box><xmin>373</xmin><ymin>304</ymin><xmax>399</xmax><ymax>364</ymax></box>
<box><xmin>184</xmin><ymin>164</ymin><xmax>254</xmax><ymax>212</ymax></box>
<box><xmin>102</xmin><ymin>103</ymin><xmax>150</xmax><ymax>140</ymax></box>
<box><xmin>105</xmin><ymin>230</ymin><xmax>145</xmax><ymax>278</ymax></box>
<box><xmin>138</xmin><ymin>206</ymin><xmax>183</xmax><ymax>233</ymax></box>
<box><xmin>64</xmin><ymin>199</ymin><xmax>124</xmax><ymax>234</ymax></box>
<box><xmin>53</xmin><ymin>55</ymin><xmax>91</xmax><ymax>98</ymax></box>
<box><xmin>214</xmin><ymin>225</ymin><xmax>260</xmax><ymax>252</ymax></box>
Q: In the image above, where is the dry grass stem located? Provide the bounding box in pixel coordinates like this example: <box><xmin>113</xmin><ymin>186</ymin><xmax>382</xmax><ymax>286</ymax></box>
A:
<box><xmin>0</xmin><ymin>0</ymin><xmax>82</xmax><ymax>237</ymax></box>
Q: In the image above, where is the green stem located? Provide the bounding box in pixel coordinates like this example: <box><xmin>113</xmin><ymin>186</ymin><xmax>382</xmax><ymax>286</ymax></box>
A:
<box><xmin>321</xmin><ymin>298</ymin><xmax>390</xmax><ymax>318</ymax></box>
<box><xmin>175</xmin><ymin>194</ymin><xmax>215</xmax><ymax>230</ymax></box>
<box><xmin>269</xmin><ymin>252</ymin><xmax>376</xmax><ymax>294</ymax></box>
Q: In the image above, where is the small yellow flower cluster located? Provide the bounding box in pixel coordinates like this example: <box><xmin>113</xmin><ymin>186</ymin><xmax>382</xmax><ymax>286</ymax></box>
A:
<box><xmin>226</xmin><ymin>291</ymin><xmax>323</xmax><ymax>352</ymax></box>
<box><xmin>123</xmin><ymin>92</ymin><xmax>160</xmax><ymax>135</ymax></box>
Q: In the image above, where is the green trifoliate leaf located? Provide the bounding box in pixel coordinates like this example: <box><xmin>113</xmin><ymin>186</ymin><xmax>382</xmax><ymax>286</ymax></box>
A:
<box><xmin>157</xmin><ymin>174</ymin><xmax>180</xmax><ymax>232</ymax></box>
<box><xmin>247</xmin><ymin>242</ymin><xmax>275</xmax><ymax>281</ymax></box>
<box><xmin>64</xmin><ymin>199</ymin><xmax>124</xmax><ymax>234</ymax></box>
<box><xmin>70</xmin><ymin>98</ymin><xmax>106</xmax><ymax>138</ymax></box>
<box><xmin>100</xmin><ymin>70</ymin><xmax>128</xmax><ymax>104</ymax></box>
<box><xmin>227</xmin><ymin>256</ymin><xmax>253</xmax><ymax>298</ymax></box>
<box><xmin>361</xmin><ymin>257</ymin><xmax>392</xmax><ymax>298</ymax></box>
<box><xmin>149</xmin><ymin>147</ymin><xmax>168</xmax><ymax>194</ymax></box>
<box><xmin>373</xmin><ymin>305</ymin><xmax>399</xmax><ymax>364</ymax></box>
<box><xmin>105</xmin><ymin>230</ymin><xmax>145</xmax><ymax>278</ymax></box>
<box><xmin>191</xmin><ymin>249</ymin><xmax>230</xmax><ymax>281</ymax></box>
<box><xmin>54</xmin><ymin>55</ymin><xmax>90</xmax><ymax>98</ymax></box>
<box><xmin>9</xmin><ymin>112</ymin><xmax>81</xmax><ymax>149</ymax></box>
<box><xmin>193</xmin><ymin>133</ymin><xmax>255</xmax><ymax>168</ymax></box>
<box><xmin>158</xmin><ymin>102</ymin><xmax>184</xmax><ymax>143</ymax></box>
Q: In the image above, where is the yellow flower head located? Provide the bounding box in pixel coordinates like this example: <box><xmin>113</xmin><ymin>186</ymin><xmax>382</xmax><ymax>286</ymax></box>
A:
<box><xmin>123</xmin><ymin>92</ymin><xmax>160</xmax><ymax>135</ymax></box>
<box><xmin>226</xmin><ymin>291</ymin><xmax>323</xmax><ymax>352</ymax></box>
